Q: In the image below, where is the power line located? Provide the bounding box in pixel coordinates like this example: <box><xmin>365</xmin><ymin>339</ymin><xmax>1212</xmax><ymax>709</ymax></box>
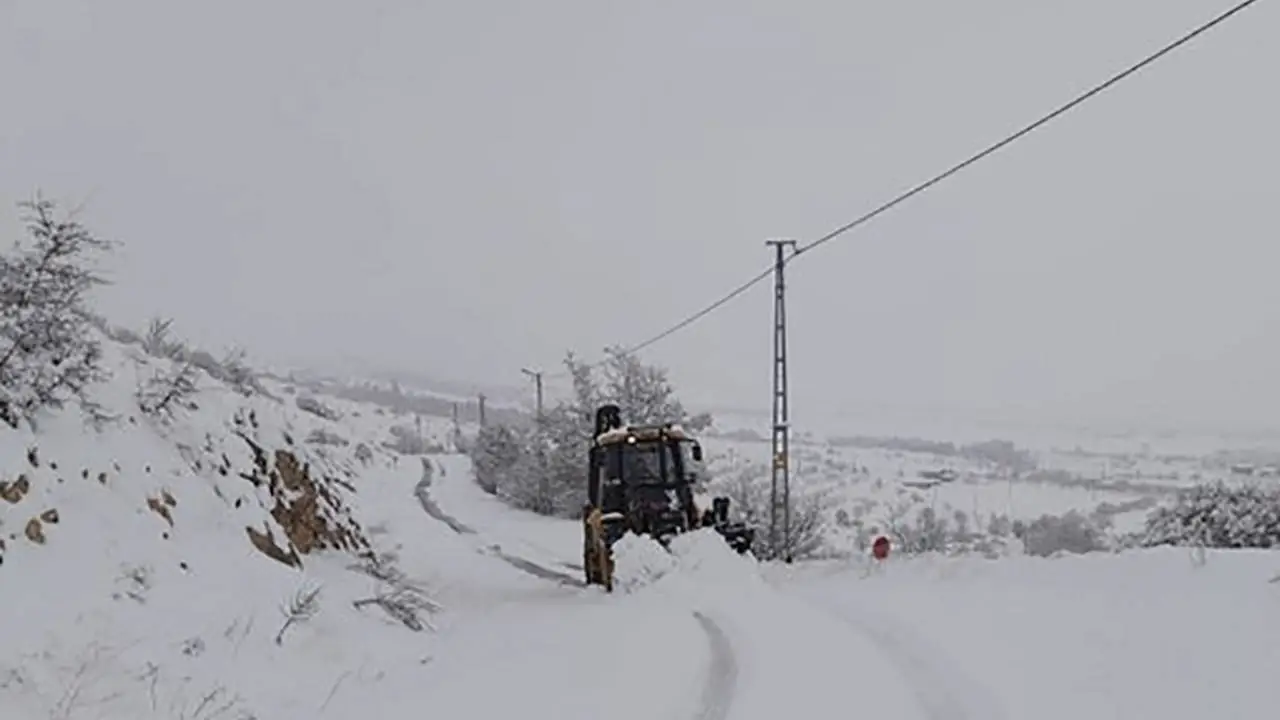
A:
<box><xmin>795</xmin><ymin>0</ymin><xmax>1261</xmax><ymax>258</ymax></box>
<box><xmin>621</xmin><ymin>265</ymin><xmax>775</xmax><ymax>356</ymax></box>
<box><xmin>589</xmin><ymin>0</ymin><xmax>1260</xmax><ymax>364</ymax></box>
<box><xmin>540</xmin><ymin>265</ymin><xmax>776</xmax><ymax>381</ymax></box>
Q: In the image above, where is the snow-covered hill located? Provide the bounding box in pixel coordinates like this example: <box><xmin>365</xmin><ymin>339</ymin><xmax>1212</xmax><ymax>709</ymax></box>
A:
<box><xmin>0</xmin><ymin>330</ymin><xmax>518</xmax><ymax>718</ymax></box>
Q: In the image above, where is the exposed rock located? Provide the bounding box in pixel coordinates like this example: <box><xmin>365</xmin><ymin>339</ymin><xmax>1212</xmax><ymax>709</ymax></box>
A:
<box><xmin>24</xmin><ymin>517</ymin><xmax>45</xmax><ymax>544</ymax></box>
<box><xmin>246</xmin><ymin>523</ymin><xmax>300</xmax><ymax>568</ymax></box>
<box><xmin>234</xmin><ymin>443</ymin><xmax>370</xmax><ymax>567</ymax></box>
<box><xmin>146</xmin><ymin>496</ymin><xmax>174</xmax><ymax>526</ymax></box>
<box><xmin>1</xmin><ymin>475</ymin><xmax>31</xmax><ymax>504</ymax></box>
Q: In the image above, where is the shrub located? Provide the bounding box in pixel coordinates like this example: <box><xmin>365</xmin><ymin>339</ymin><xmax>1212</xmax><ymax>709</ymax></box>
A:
<box><xmin>1017</xmin><ymin>510</ymin><xmax>1109</xmax><ymax>556</ymax></box>
<box><xmin>1140</xmin><ymin>481</ymin><xmax>1280</xmax><ymax>549</ymax></box>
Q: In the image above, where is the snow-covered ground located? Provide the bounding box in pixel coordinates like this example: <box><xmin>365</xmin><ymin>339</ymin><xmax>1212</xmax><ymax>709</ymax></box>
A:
<box><xmin>0</xmin><ymin>333</ymin><xmax>529</xmax><ymax>718</ymax></box>
<box><xmin>5</xmin><ymin>330</ymin><xmax>1279</xmax><ymax>718</ymax></box>
<box><xmin>774</xmin><ymin>550</ymin><xmax>1280</xmax><ymax>719</ymax></box>
<box><xmin>416</xmin><ymin>451</ymin><xmax>1280</xmax><ymax>718</ymax></box>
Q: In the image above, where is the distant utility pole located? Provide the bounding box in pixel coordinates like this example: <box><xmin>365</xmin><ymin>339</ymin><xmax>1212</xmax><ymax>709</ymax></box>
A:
<box><xmin>522</xmin><ymin>367</ymin><xmax>549</xmax><ymax>513</ymax></box>
<box><xmin>477</xmin><ymin>393</ymin><xmax>487</xmax><ymax>427</ymax></box>
<box><xmin>521</xmin><ymin>368</ymin><xmax>544</xmax><ymax>421</ymax></box>
<box><xmin>766</xmin><ymin>238</ymin><xmax>798</xmax><ymax>563</ymax></box>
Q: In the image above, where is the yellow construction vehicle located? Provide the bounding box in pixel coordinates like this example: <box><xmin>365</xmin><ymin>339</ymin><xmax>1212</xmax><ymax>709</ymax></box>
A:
<box><xmin>581</xmin><ymin>404</ymin><xmax>754</xmax><ymax>590</ymax></box>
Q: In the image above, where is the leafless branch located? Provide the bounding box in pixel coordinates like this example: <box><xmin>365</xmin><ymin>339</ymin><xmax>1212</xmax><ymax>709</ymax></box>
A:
<box><xmin>274</xmin><ymin>582</ymin><xmax>322</xmax><ymax>646</ymax></box>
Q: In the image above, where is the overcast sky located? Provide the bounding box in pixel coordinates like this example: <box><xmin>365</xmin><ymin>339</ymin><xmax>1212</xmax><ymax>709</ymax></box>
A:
<box><xmin>2</xmin><ymin>0</ymin><xmax>1276</xmax><ymax>435</ymax></box>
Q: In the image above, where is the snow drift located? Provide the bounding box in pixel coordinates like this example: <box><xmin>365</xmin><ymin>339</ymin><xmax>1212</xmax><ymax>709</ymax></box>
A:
<box><xmin>609</xmin><ymin>528</ymin><xmax>763</xmax><ymax>595</ymax></box>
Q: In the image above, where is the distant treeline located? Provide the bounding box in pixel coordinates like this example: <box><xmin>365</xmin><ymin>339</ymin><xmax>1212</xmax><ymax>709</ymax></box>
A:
<box><xmin>826</xmin><ymin>435</ymin><xmax>1037</xmax><ymax>472</ymax></box>
<box><xmin>277</xmin><ymin>374</ymin><xmax>528</xmax><ymax>427</ymax></box>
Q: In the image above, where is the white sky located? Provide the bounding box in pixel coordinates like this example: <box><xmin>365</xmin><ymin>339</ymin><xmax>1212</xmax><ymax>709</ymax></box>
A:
<box><xmin>2</xmin><ymin>0</ymin><xmax>1276</xmax><ymax>434</ymax></box>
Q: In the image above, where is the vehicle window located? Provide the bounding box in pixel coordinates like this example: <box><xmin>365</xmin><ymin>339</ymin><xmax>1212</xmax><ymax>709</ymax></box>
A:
<box><xmin>622</xmin><ymin>443</ymin><xmax>670</xmax><ymax>483</ymax></box>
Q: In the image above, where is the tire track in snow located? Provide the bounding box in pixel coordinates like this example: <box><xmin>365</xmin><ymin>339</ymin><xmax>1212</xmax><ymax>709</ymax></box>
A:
<box><xmin>414</xmin><ymin>459</ymin><xmax>584</xmax><ymax>587</ymax></box>
<box><xmin>418</xmin><ymin>461</ymin><xmax>737</xmax><ymax>718</ymax></box>
<box><xmin>805</xmin><ymin>599</ymin><xmax>1006</xmax><ymax>720</ymax></box>
<box><xmin>691</xmin><ymin>612</ymin><xmax>737</xmax><ymax>720</ymax></box>
<box><xmin>414</xmin><ymin>477</ymin><xmax>477</xmax><ymax>535</ymax></box>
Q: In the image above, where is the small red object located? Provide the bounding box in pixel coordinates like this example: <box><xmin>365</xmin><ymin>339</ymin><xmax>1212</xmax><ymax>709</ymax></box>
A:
<box><xmin>871</xmin><ymin>535</ymin><xmax>891</xmax><ymax>561</ymax></box>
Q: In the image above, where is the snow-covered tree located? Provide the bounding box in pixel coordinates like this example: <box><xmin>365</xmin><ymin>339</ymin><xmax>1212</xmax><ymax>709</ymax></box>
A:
<box><xmin>1017</xmin><ymin>510</ymin><xmax>1108</xmax><ymax>556</ymax></box>
<box><xmin>596</xmin><ymin>345</ymin><xmax>711</xmax><ymax>431</ymax></box>
<box><xmin>0</xmin><ymin>197</ymin><xmax>114</xmax><ymax>428</ymax></box>
<box><xmin>471</xmin><ymin>422</ymin><xmax>530</xmax><ymax>495</ymax></box>
<box><xmin>136</xmin><ymin>356</ymin><xmax>200</xmax><ymax>418</ymax></box>
<box><xmin>140</xmin><ymin>316</ymin><xmax>186</xmax><ymax>359</ymax></box>
<box><xmin>558</xmin><ymin>345</ymin><xmax>711</xmax><ymax>433</ymax></box>
<box><xmin>468</xmin><ymin>346</ymin><xmax>712</xmax><ymax>517</ymax></box>
<box><xmin>1141</xmin><ymin>481</ymin><xmax>1280</xmax><ymax>549</ymax></box>
<box><xmin>706</xmin><ymin>455</ymin><xmax>830</xmax><ymax>560</ymax></box>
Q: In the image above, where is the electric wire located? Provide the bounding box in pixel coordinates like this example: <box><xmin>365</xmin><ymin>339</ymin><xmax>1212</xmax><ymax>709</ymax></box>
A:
<box><xmin>543</xmin><ymin>0</ymin><xmax>1261</xmax><ymax>380</ymax></box>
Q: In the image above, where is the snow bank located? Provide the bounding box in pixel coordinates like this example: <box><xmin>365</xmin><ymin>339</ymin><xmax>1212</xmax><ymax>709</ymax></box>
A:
<box><xmin>611</xmin><ymin>529</ymin><xmax>763</xmax><ymax>596</ymax></box>
<box><xmin>611</xmin><ymin>531</ymin><xmax>677</xmax><ymax>592</ymax></box>
<box><xmin>667</xmin><ymin>528</ymin><xmax>762</xmax><ymax>586</ymax></box>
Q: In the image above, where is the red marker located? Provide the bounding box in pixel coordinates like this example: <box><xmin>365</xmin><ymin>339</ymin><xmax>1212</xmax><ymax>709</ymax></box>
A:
<box><xmin>871</xmin><ymin>535</ymin><xmax>891</xmax><ymax>561</ymax></box>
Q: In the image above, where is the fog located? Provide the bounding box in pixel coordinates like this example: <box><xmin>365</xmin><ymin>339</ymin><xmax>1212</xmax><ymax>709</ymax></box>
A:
<box><xmin>2</xmin><ymin>0</ymin><xmax>1276</xmax><ymax>435</ymax></box>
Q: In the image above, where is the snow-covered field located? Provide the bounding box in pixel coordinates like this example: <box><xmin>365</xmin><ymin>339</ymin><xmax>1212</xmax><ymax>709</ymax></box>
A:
<box><xmin>700</xmin><ymin>405</ymin><xmax>1280</xmax><ymax>557</ymax></box>
<box><xmin>4</xmin><ymin>331</ymin><xmax>1279</xmax><ymax>718</ymax></box>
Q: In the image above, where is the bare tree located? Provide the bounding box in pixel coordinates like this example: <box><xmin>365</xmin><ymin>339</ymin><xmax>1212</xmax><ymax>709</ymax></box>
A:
<box><xmin>140</xmin><ymin>317</ymin><xmax>186</xmax><ymax>359</ymax></box>
<box><xmin>136</xmin><ymin>358</ymin><xmax>200</xmax><ymax>417</ymax></box>
<box><xmin>709</xmin><ymin>458</ymin><xmax>830</xmax><ymax>560</ymax></box>
<box><xmin>219</xmin><ymin>346</ymin><xmax>256</xmax><ymax>396</ymax></box>
<box><xmin>0</xmin><ymin>196</ymin><xmax>115</xmax><ymax>428</ymax></box>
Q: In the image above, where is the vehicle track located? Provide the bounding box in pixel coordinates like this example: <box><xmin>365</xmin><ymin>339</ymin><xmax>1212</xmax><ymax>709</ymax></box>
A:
<box><xmin>798</xmin><ymin>595</ymin><xmax>1006</xmax><ymax>720</ymax></box>
<box><xmin>417</xmin><ymin>459</ymin><xmax>741</xmax><ymax>720</ymax></box>
<box><xmin>691</xmin><ymin>611</ymin><xmax>738</xmax><ymax>720</ymax></box>
<box><xmin>414</xmin><ymin>459</ymin><xmax>584</xmax><ymax>587</ymax></box>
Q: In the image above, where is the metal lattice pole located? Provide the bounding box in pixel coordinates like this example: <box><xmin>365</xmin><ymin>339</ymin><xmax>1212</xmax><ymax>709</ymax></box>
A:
<box><xmin>766</xmin><ymin>239</ymin><xmax>797</xmax><ymax>563</ymax></box>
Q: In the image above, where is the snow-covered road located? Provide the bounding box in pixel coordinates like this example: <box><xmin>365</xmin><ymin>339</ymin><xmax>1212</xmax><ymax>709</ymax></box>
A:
<box><xmin>416</xmin><ymin>454</ymin><xmax>931</xmax><ymax>720</ymax></box>
<box><xmin>413</xmin><ymin>457</ymin><xmax>583</xmax><ymax>586</ymax></box>
<box><xmin>415</xmin><ymin>453</ymin><xmax>1280</xmax><ymax>720</ymax></box>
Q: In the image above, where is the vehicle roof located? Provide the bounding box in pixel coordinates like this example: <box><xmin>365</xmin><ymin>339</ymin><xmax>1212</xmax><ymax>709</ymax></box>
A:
<box><xmin>596</xmin><ymin>424</ymin><xmax>693</xmax><ymax>445</ymax></box>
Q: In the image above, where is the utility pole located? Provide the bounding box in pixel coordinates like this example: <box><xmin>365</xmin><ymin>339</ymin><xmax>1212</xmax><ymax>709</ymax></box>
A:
<box><xmin>451</xmin><ymin>402</ymin><xmax>461</xmax><ymax>452</ymax></box>
<box><xmin>522</xmin><ymin>367</ymin><xmax>549</xmax><ymax>513</ymax></box>
<box><xmin>766</xmin><ymin>238</ymin><xmax>797</xmax><ymax>563</ymax></box>
<box><xmin>477</xmin><ymin>393</ymin><xmax>487</xmax><ymax>427</ymax></box>
<box><xmin>521</xmin><ymin>368</ymin><xmax>544</xmax><ymax>420</ymax></box>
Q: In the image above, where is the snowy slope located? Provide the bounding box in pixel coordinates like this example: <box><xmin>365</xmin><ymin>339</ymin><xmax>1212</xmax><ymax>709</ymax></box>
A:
<box><xmin>0</xmin><ymin>333</ymin><xmax>535</xmax><ymax>718</ymax></box>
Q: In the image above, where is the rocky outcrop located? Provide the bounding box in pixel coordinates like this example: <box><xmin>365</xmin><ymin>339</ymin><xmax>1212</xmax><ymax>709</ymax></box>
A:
<box><xmin>236</xmin><ymin>434</ymin><xmax>369</xmax><ymax>568</ymax></box>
